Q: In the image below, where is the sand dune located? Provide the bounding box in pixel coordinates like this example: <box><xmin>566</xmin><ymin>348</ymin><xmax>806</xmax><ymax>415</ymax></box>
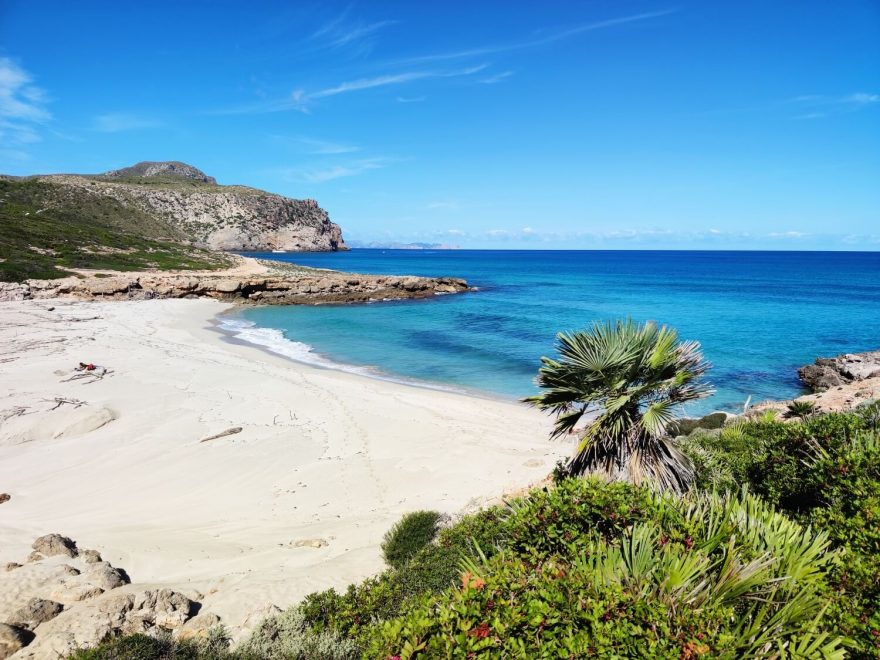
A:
<box><xmin>0</xmin><ymin>299</ymin><xmax>568</xmax><ymax>640</ymax></box>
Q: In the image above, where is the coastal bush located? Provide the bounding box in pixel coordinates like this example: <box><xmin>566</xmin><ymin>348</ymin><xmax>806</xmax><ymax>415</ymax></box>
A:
<box><xmin>381</xmin><ymin>510</ymin><xmax>443</xmax><ymax>569</ymax></box>
<box><xmin>500</xmin><ymin>478</ymin><xmax>661</xmax><ymax>558</ymax></box>
<box><xmin>68</xmin><ymin>630</ymin><xmax>224</xmax><ymax>659</ymax></box>
<box><xmin>681</xmin><ymin>412</ymin><xmax>880</xmax><ymax>656</ymax></box>
<box><xmin>804</xmin><ymin>430</ymin><xmax>880</xmax><ymax>656</ymax></box>
<box><xmin>681</xmin><ymin>412</ymin><xmax>868</xmax><ymax>508</ymax></box>
<box><xmin>298</xmin><ymin>508</ymin><xmax>507</xmax><ymax>649</ymax></box>
<box><xmin>237</xmin><ymin>606</ymin><xmax>358</xmax><ymax>659</ymax></box>
<box><xmin>787</xmin><ymin>400</ymin><xmax>817</xmax><ymax>420</ymax></box>
<box><xmin>367</xmin><ymin>488</ymin><xmax>844</xmax><ymax>658</ymax></box>
<box><xmin>526</xmin><ymin>319</ymin><xmax>712</xmax><ymax>492</ymax></box>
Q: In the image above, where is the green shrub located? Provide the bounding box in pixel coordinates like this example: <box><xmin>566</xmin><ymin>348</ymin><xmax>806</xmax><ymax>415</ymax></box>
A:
<box><xmin>787</xmin><ymin>400</ymin><xmax>817</xmax><ymax>420</ymax></box>
<box><xmin>500</xmin><ymin>478</ymin><xmax>661</xmax><ymax>558</ymax></box>
<box><xmin>681</xmin><ymin>413</ymin><xmax>868</xmax><ymax>509</ymax></box>
<box><xmin>805</xmin><ymin>431</ymin><xmax>880</xmax><ymax>655</ymax></box>
<box><xmin>298</xmin><ymin>510</ymin><xmax>501</xmax><ymax>650</ymax></box>
<box><xmin>682</xmin><ymin>411</ymin><xmax>880</xmax><ymax>656</ymax></box>
<box><xmin>68</xmin><ymin>631</ymin><xmax>211</xmax><ymax>659</ymax></box>
<box><xmin>237</xmin><ymin>606</ymin><xmax>357</xmax><ymax>659</ymax></box>
<box><xmin>381</xmin><ymin>510</ymin><xmax>443</xmax><ymax>569</ymax></box>
<box><xmin>367</xmin><ymin>489</ymin><xmax>843</xmax><ymax>659</ymax></box>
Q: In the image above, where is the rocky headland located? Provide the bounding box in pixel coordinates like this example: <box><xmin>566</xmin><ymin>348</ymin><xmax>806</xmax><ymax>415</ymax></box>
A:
<box><xmin>0</xmin><ymin>255</ymin><xmax>469</xmax><ymax>305</ymax></box>
<box><xmin>27</xmin><ymin>161</ymin><xmax>345</xmax><ymax>252</ymax></box>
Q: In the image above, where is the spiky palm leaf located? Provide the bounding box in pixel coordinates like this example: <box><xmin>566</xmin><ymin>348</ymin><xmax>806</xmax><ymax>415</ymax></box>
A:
<box><xmin>526</xmin><ymin>319</ymin><xmax>712</xmax><ymax>492</ymax></box>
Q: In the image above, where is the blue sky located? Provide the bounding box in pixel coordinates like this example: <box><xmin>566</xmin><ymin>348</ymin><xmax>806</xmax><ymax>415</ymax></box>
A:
<box><xmin>1</xmin><ymin>1</ymin><xmax>878</xmax><ymax>249</ymax></box>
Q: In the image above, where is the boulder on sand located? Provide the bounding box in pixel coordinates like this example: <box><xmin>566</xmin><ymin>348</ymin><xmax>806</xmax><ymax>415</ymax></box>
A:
<box><xmin>29</xmin><ymin>533</ymin><xmax>78</xmax><ymax>561</ymax></box>
<box><xmin>9</xmin><ymin>598</ymin><xmax>64</xmax><ymax>630</ymax></box>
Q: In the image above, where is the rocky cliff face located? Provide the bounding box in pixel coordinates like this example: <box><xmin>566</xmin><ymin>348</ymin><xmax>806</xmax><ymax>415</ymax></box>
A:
<box><xmin>33</xmin><ymin>162</ymin><xmax>346</xmax><ymax>252</ymax></box>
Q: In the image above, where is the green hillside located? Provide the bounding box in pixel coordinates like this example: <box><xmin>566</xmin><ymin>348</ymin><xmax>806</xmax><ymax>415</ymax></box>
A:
<box><xmin>0</xmin><ymin>178</ymin><xmax>230</xmax><ymax>282</ymax></box>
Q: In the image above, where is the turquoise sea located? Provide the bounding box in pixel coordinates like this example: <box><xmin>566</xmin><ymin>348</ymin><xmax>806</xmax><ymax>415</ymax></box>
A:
<box><xmin>222</xmin><ymin>250</ymin><xmax>880</xmax><ymax>416</ymax></box>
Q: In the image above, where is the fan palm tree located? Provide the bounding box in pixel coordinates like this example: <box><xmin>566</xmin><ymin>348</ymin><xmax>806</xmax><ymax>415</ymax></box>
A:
<box><xmin>525</xmin><ymin>319</ymin><xmax>713</xmax><ymax>493</ymax></box>
<box><xmin>786</xmin><ymin>400</ymin><xmax>817</xmax><ymax>421</ymax></box>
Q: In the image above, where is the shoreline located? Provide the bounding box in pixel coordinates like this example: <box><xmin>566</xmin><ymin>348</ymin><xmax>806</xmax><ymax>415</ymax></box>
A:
<box><xmin>0</xmin><ymin>297</ymin><xmax>570</xmax><ymax>654</ymax></box>
<box><xmin>0</xmin><ymin>254</ymin><xmax>472</xmax><ymax>305</ymax></box>
<box><xmin>210</xmin><ymin>306</ymin><xmax>521</xmax><ymax>405</ymax></box>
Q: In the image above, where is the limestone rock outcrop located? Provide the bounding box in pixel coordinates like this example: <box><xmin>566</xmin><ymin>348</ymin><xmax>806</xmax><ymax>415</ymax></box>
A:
<box><xmin>798</xmin><ymin>350</ymin><xmax>880</xmax><ymax>392</ymax></box>
<box><xmin>1</xmin><ymin>534</ymin><xmax>220</xmax><ymax>658</ymax></box>
<box><xmin>0</xmin><ymin>264</ymin><xmax>470</xmax><ymax>305</ymax></box>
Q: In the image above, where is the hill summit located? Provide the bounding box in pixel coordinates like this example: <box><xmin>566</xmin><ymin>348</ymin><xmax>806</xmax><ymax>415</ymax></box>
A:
<box><xmin>103</xmin><ymin>161</ymin><xmax>217</xmax><ymax>184</ymax></box>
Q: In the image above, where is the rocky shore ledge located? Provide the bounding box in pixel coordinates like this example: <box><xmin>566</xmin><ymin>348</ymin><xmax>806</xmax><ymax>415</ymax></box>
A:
<box><xmin>798</xmin><ymin>349</ymin><xmax>880</xmax><ymax>392</ymax></box>
<box><xmin>747</xmin><ymin>348</ymin><xmax>880</xmax><ymax>416</ymax></box>
<box><xmin>0</xmin><ymin>256</ymin><xmax>470</xmax><ymax>305</ymax></box>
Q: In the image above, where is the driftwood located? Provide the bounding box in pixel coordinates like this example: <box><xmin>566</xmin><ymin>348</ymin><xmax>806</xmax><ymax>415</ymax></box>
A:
<box><xmin>46</xmin><ymin>397</ymin><xmax>87</xmax><ymax>411</ymax></box>
<box><xmin>60</xmin><ymin>368</ymin><xmax>112</xmax><ymax>384</ymax></box>
<box><xmin>199</xmin><ymin>426</ymin><xmax>243</xmax><ymax>443</ymax></box>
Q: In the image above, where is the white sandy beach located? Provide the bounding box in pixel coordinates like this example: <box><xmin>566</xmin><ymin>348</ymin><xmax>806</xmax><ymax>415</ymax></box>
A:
<box><xmin>0</xmin><ymin>298</ymin><xmax>568</xmax><ymax>642</ymax></box>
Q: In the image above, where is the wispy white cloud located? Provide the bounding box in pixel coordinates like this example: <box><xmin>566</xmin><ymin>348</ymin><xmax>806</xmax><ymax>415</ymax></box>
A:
<box><xmin>309</xmin><ymin>64</ymin><xmax>488</xmax><ymax>99</ymax></box>
<box><xmin>424</xmin><ymin>226</ymin><xmax>820</xmax><ymax>245</ymax></box>
<box><xmin>768</xmin><ymin>231</ymin><xmax>807</xmax><ymax>239</ymax></box>
<box><xmin>92</xmin><ymin>113</ymin><xmax>163</xmax><ymax>133</ymax></box>
<box><xmin>789</xmin><ymin>92</ymin><xmax>878</xmax><ymax>118</ymax></box>
<box><xmin>327</xmin><ymin>20</ymin><xmax>397</xmax><ymax>48</ymax></box>
<box><xmin>274</xmin><ymin>156</ymin><xmax>397</xmax><ymax>183</ymax></box>
<box><xmin>396</xmin><ymin>95</ymin><xmax>426</xmax><ymax>103</ymax></box>
<box><xmin>270</xmin><ymin>135</ymin><xmax>360</xmax><ymax>155</ymax></box>
<box><xmin>0</xmin><ymin>57</ymin><xmax>51</xmax><ymax>147</ymax></box>
<box><xmin>309</xmin><ymin>7</ymin><xmax>397</xmax><ymax>57</ymax></box>
<box><xmin>217</xmin><ymin>64</ymin><xmax>486</xmax><ymax>114</ymax></box>
<box><xmin>310</xmin><ymin>5</ymin><xmax>353</xmax><ymax>40</ymax></box>
<box><xmin>480</xmin><ymin>70</ymin><xmax>514</xmax><ymax>85</ymax></box>
<box><xmin>843</xmin><ymin>92</ymin><xmax>879</xmax><ymax>105</ymax></box>
<box><xmin>391</xmin><ymin>9</ymin><xmax>678</xmax><ymax>65</ymax></box>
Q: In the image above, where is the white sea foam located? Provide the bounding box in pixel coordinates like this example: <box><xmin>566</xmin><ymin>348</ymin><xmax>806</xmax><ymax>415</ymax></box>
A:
<box><xmin>217</xmin><ymin>317</ymin><xmax>377</xmax><ymax>377</ymax></box>
<box><xmin>216</xmin><ymin>316</ymin><xmax>472</xmax><ymax>395</ymax></box>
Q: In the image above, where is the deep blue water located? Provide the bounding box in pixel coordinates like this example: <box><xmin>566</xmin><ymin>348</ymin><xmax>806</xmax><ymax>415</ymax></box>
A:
<box><xmin>229</xmin><ymin>250</ymin><xmax>880</xmax><ymax>416</ymax></box>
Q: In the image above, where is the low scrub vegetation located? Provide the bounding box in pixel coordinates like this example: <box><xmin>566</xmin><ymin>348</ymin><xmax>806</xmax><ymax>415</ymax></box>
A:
<box><xmin>0</xmin><ymin>179</ymin><xmax>229</xmax><ymax>282</ymax></box>
<box><xmin>381</xmin><ymin>510</ymin><xmax>444</xmax><ymax>569</ymax></box>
